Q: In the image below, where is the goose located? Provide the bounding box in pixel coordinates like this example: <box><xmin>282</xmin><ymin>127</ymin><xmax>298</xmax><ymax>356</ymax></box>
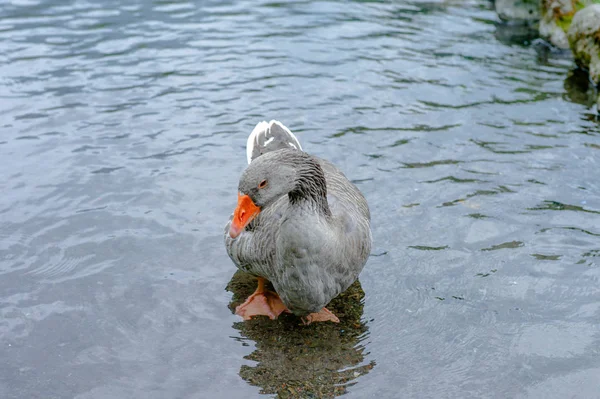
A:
<box><xmin>224</xmin><ymin>121</ymin><xmax>371</xmax><ymax>324</ymax></box>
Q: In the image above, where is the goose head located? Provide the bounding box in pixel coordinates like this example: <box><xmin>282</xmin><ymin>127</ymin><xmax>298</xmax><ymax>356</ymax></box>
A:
<box><xmin>229</xmin><ymin>149</ymin><xmax>298</xmax><ymax>238</ymax></box>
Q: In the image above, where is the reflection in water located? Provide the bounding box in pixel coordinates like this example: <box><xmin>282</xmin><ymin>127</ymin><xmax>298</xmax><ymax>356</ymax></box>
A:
<box><xmin>494</xmin><ymin>22</ymin><xmax>539</xmax><ymax>47</ymax></box>
<box><xmin>226</xmin><ymin>271</ymin><xmax>375</xmax><ymax>398</ymax></box>
<box><xmin>563</xmin><ymin>68</ymin><xmax>599</xmax><ymax>107</ymax></box>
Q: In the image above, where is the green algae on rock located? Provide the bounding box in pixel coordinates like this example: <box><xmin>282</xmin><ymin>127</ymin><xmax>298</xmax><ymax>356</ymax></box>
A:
<box><xmin>567</xmin><ymin>4</ymin><xmax>600</xmax><ymax>86</ymax></box>
<box><xmin>540</xmin><ymin>0</ymin><xmax>600</xmax><ymax>48</ymax></box>
<box><xmin>495</xmin><ymin>0</ymin><xmax>540</xmax><ymax>21</ymax></box>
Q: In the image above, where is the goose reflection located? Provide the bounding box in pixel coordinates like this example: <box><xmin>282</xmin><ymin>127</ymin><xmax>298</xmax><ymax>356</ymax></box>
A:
<box><xmin>226</xmin><ymin>270</ymin><xmax>375</xmax><ymax>398</ymax></box>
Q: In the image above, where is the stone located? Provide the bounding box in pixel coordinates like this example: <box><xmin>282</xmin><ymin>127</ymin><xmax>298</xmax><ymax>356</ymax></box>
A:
<box><xmin>495</xmin><ymin>0</ymin><xmax>540</xmax><ymax>21</ymax></box>
<box><xmin>567</xmin><ymin>4</ymin><xmax>600</xmax><ymax>85</ymax></box>
<box><xmin>540</xmin><ymin>0</ymin><xmax>599</xmax><ymax>49</ymax></box>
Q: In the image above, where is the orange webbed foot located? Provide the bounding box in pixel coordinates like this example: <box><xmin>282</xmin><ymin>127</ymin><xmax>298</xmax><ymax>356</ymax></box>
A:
<box><xmin>235</xmin><ymin>278</ymin><xmax>289</xmax><ymax>320</ymax></box>
<box><xmin>301</xmin><ymin>307</ymin><xmax>340</xmax><ymax>325</ymax></box>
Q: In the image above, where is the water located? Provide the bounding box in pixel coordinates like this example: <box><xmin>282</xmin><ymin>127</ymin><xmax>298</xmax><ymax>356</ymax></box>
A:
<box><xmin>1</xmin><ymin>0</ymin><xmax>599</xmax><ymax>398</ymax></box>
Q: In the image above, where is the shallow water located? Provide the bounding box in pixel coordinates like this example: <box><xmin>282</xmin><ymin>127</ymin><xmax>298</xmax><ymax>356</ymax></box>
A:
<box><xmin>1</xmin><ymin>0</ymin><xmax>600</xmax><ymax>398</ymax></box>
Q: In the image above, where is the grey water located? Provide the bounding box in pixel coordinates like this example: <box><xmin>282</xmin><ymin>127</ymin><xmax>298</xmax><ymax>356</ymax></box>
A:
<box><xmin>1</xmin><ymin>0</ymin><xmax>599</xmax><ymax>398</ymax></box>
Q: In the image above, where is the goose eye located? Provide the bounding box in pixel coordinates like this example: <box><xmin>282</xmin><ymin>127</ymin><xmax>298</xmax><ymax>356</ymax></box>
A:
<box><xmin>258</xmin><ymin>180</ymin><xmax>268</xmax><ymax>189</ymax></box>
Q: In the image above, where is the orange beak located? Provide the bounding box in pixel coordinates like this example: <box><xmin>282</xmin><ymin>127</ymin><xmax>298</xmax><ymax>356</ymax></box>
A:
<box><xmin>229</xmin><ymin>193</ymin><xmax>261</xmax><ymax>238</ymax></box>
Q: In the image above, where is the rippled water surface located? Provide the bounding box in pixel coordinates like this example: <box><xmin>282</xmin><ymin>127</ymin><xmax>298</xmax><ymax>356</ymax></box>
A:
<box><xmin>1</xmin><ymin>0</ymin><xmax>600</xmax><ymax>398</ymax></box>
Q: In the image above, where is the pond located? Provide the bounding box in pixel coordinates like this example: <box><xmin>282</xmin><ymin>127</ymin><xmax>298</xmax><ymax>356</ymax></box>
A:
<box><xmin>1</xmin><ymin>0</ymin><xmax>599</xmax><ymax>398</ymax></box>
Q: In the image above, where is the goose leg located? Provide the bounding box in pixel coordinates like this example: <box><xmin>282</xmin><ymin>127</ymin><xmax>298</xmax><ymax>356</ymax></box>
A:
<box><xmin>301</xmin><ymin>307</ymin><xmax>340</xmax><ymax>325</ymax></box>
<box><xmin>235</xmin><ymin>277</ymin><xmax>289</xmax><ymax>320</ymax></box>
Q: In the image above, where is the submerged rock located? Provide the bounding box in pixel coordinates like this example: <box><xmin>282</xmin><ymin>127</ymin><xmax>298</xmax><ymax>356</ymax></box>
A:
<box><xmin>495</xmin><ymin>0</ymin><xmax>540</xmax><ymax>21</ymax></box>
<box><xmin>540</xmin><ymin>0</ymin><xmax>599</xmax><ymax>49</ymax></box>
<box><xmin>495</xmin><ymin>22</ymin><xmax>540</xmax><ymax>46</ymax></box>
<box><xmin>567</xmin><ymin>4</ymin><xmax>600</xmax><ymax>85</ymax></box>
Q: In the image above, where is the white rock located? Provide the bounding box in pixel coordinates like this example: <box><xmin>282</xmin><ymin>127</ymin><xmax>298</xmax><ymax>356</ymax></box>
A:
<box><xmin>495</xmin><ymin>0</ymin><xmax>540</xmax><ymax>21</ymax></box>
<box><xmin>567</xmin><ymin>4</ymin><xmax>600</xmax><ymax>85</ymax></box>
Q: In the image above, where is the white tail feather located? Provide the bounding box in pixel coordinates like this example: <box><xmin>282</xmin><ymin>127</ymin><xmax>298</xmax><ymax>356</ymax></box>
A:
<box><xmin>246</xmin><ymin>120</ymin><xmax>302</xmax><ymax>164</ymax></box>
<box><xmin>246</xmin><ymin>121</ymin><xmax>269</xmax><ymax>164</ymax></box>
